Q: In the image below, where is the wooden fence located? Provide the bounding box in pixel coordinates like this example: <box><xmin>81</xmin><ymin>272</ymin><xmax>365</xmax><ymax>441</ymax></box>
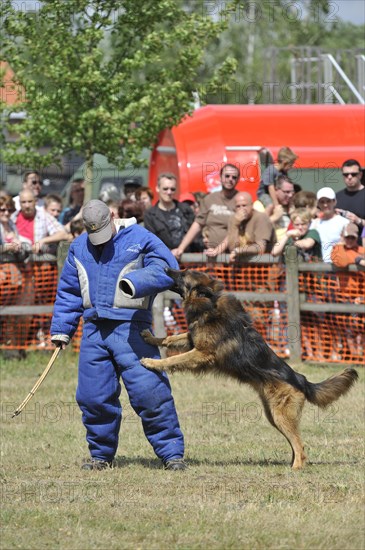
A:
<box><xmin>1</xmin><ymin>248</ymin><xmax>364</xmax><ymax>364</ymax></box>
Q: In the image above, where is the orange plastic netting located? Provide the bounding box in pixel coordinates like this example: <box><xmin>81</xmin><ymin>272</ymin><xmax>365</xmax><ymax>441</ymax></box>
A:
<box><xmin>1</xmin><ymin>261</ymin><xmax>363</xmax><ymax>363</ymax></box>
<box><xmin>0</xmin><ymin>262</ymin><xmax>57</xmax><ymax>350</ymax></box>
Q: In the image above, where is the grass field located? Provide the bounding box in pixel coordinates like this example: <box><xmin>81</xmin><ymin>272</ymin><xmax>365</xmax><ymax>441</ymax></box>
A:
<box><xmin>1</xmin><ymin>351</ymin><xmax>364</xmax><ymax>550</ymax></box>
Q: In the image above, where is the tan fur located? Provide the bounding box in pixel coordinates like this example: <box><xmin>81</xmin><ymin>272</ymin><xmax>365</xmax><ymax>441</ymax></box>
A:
<box><xmin>141</xmin><ymin>269</ymin><xmax>358</xmax><ymax>469</ymax></box>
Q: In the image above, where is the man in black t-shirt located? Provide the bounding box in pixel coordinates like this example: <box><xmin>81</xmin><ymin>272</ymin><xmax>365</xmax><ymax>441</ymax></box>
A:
<box><xmin>144</xmin><ymin>173</ymin><xmax>197</xmax><ymax>250</ymax></box>
<box><xmin>336</xmin><ymin>159</ymin><xmax>365</xmax><ymax>244</ymax></box>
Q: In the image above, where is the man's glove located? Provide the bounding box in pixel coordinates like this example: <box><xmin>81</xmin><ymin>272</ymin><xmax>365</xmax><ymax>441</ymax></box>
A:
<box><xmin>51</xmin><ymin>334</ymin><xmax>71</xmax><ymax>347</ymax></box>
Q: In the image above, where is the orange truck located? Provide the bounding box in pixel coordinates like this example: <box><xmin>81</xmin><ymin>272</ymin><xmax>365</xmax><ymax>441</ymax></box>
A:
<box><xmin>148</xmin><ymin>104</ymin><xmax>365</xmax><ymax>199</ymax></box>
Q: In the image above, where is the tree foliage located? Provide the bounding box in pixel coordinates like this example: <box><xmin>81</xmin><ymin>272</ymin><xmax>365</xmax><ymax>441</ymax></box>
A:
<box><xmin>196</xmin><ymin>0</ymin><xmax>364</xmax><ymax>104</ymax></box>
<box><xmin>0</xmin><ymin>0</ymin><xmax>236</xmax><ymax>197</ymax></box>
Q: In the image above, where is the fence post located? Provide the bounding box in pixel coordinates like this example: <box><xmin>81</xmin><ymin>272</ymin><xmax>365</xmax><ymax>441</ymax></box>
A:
<box><xmin>285</xmin><ymin>246</ymin><xmax>301</xmax><ymax>362</ymax></box>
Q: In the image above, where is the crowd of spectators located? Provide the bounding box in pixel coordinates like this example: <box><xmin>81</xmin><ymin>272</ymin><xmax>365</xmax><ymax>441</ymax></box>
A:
<box><xmin>2</xmin><ymin>155</ymin><xmax>364</xmax><ymax>266</ymax></box>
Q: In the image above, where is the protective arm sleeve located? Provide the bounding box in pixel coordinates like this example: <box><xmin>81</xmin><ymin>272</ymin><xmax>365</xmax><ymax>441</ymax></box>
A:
<box><xmin>120</xmin><ymin>243</ymin><xmax>179</xmax><ymax>298</ymax></box>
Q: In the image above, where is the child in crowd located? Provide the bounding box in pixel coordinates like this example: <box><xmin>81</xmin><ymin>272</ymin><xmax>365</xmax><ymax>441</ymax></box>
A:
<box><xmin>257</xmin><ymin>146</ymin><xmax>298</xmax><ymax>207</ymax></box>
<box><xmin>272</xmin><ymin>208</ymin><xmax>322</xmax><ymax>261</ymax></box>
<box><xmin>70</xmin><ymin>219</ymin><xmax>86</xmax><ymax>239</ymax></box>
<box><xmin>44</xmin><ymin>194</ymin><xmax>63</xmax><ymax>220</ymax></box>
<box><xmin>331</xmin><ymin>223</ymin><xmax>365</xmax><ymax>268</ymax></box>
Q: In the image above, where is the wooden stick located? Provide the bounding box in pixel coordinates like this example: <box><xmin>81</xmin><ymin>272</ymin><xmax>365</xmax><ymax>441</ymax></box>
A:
<box><xmin>12</xmin><ymin>346</ymin><xmax>61</xmax><ymax>418</ymax></box>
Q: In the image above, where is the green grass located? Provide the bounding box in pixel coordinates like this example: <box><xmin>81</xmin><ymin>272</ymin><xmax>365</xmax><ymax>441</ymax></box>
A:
<box><xmin>1</xmin><ymin>351</ymin><xmax>364</xmax><ymax>550</ymax></box>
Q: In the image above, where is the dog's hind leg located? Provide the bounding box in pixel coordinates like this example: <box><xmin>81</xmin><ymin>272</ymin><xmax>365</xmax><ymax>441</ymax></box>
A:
<box><xmin>258</xmin><ymin>382</ymin><xmax>307</xmax><ymax>469</ymax></box>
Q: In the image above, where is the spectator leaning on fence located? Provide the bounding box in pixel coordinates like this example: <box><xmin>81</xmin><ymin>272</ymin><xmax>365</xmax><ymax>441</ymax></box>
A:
<box><xmin>12</xmin><ymin>190</ymin><xmax>68</xmax><ymax>257</ymax></box>
<box><xmin>330</xmin><ymin>222</ymin><xmax>365</xmax><ymax>357</ymax></box>
<box><xmin>225</xmin><ymin>192</ymin><xmax>276</xmax><ymax>263</ymax></box>
<box><xmin>311</xmin><ymin>187</ymin><xmax>349</xmax><ymax>263</ymax></box>
<box><xmin>0</xmin><ymin>194</ymin><xmax>26</xmax><ymax>301</ymax></box>
<box><xmin>172</xmin><ymin>164</ymin><xmax>240</xmax><ymax>258</ymax></box>
<box><xmin>0</xmin><ymin>195</ymin><xmax>22</xmax><ymax>257</ymax></box>
<box><xmin>331</xmin><ymin>223</ymin><xmax>365</xmax><ymax>268</ymax></box>
<box><xmin>336</xmin><ymin>159</ymin><xmax>365</xmax><ymax>244</ymax></box>
<box><xmin>0</xmin><ymin>195</ymin><xmax>30</xmax><ymax>356</ymax></box>
<box><xmin>272</xmin><ymin>207</ymin><xmax>322</xmax><ymax>261</ymax></box>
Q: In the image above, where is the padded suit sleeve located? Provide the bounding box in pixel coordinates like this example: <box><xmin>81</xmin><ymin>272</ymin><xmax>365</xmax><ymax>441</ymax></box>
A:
<box><xmin>50</xmin><ymin>247</ymin><xmax>84</xmax><ymax>338</ymax></box>
<box><xmin>120</xmin><ymin>238</ymin><xmax>179</xmax><ymax>298</ymax></box>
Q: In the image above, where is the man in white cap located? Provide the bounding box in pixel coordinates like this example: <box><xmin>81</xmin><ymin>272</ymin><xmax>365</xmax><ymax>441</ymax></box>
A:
<box><xmin>50</xmin><ymin>200</ymin><xmax>185</xmax><ymax>471</ymax></box>
<box><xmin>312</xmin><ymin>187</ymin><xmax>349</xmax><ymax>262</ymax></box>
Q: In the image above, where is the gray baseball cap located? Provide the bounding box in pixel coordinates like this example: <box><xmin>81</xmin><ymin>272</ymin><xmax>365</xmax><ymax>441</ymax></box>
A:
<box><xmin>82</xmin><ymin>199</ymin><xmax>113</xmax><ymax>245</ymax></box>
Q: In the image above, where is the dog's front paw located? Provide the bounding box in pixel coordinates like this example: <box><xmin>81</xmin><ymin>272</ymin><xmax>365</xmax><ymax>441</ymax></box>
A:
<box><xmin>140</xmin><ymin>357</ymin><xmax>164</xmax><ymax>371</ymax></box>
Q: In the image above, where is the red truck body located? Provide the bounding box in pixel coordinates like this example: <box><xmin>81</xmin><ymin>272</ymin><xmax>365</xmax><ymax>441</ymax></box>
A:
<box><xmin>148</xmin><ymin>104</ymin><xmax>365</xmax><ymax>199</ymax></box>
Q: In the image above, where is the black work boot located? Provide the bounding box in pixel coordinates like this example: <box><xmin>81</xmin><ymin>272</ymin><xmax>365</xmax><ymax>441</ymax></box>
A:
<box><xmin>81</xmin><ymin>459</ymin><xmax>113</xmax><ymax>471</ymax></box>
<box><xmin>163</xmin><ymin>458</ymin><xmax>187</xmax><ymax>471</ymax></box>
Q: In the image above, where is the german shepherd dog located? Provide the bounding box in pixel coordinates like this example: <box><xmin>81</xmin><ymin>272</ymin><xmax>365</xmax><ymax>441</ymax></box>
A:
<box><xmin>141</xmin><ymin>268</ymin><xmax>358</xmax><ymax>469</ymax></box>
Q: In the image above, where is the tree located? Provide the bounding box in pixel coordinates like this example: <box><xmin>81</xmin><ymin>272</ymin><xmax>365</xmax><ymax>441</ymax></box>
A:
<box><xmin>195</xmin><ymin>0</ymin><xmax>364</xmax><ymax>104</ymax></box>
<box><xmin>0</xmin><ymin>0</ymin><xmax>236</xmax><ymax>200</ymax></box>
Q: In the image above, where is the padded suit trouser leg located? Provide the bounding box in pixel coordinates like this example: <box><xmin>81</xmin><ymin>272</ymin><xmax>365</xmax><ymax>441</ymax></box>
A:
<box><xmin>76</xmin><ymin>320</ymin><xmax>184</xmax><ymax>462</ymax></box>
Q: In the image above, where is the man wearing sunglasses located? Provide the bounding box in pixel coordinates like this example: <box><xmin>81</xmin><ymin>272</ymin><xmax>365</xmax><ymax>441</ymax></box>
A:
<box><xmin>143</xmin><ymin>173</ymin><xmax>196</xmax><ymax>251</ymax></box>
<box><xmin>13</xmin><ymin>170</ymin><xmax>44</xmax><ymax>211</ymax></box>
<box><xmin>336</xmin><ymin>159</ymin><xmax>365</xmax><ymax>243</ymax></box>
<box><xmin>172</xmin><ymin>164</ymin><xmax>240</xmax><ymax>258</ymax></box>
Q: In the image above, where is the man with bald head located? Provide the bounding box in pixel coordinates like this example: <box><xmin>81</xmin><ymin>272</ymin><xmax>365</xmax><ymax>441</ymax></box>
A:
<box><xmin>12</xmin><ymin>190</ymin><xmax>67</xmax><ymax>256</ymax></box>
<box><xmin>13</xmin><ymin>170</ymin><xmax>44</xmax><ymax>211</ymax></box>
<box><xmin>226</xmin><ymin>192</ymin><xmax>276</xmax><ymax>262</ymax></box>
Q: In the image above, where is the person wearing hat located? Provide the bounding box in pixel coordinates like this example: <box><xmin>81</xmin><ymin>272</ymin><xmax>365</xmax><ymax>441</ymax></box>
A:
<box><xmin>50</xmin><ymin>199</ymin><xmax>185</xmax><ymax>471</ymax></box>
<box><xmin>179</xmin><ymin>192</ymin><xmax>198</xmax><ymax>211</ymax></box>
<box><xmin>311</xmin><ymin>187</ymin><xmax>349</xmax><ymax>263</ymax></box>
<box><xmin>123</xmin><ymin>177</ymin><xmax>142</xmax><ymax>200</ymax></box>
<box><xmin>331</xmin><ymin>223</ymin><xmax>365</xmax><ymax>357</ymax></box>
<box><xmin>331</xmin><ymin>223</ymin><xmax>365</xmax><ymax>268</ymax></box>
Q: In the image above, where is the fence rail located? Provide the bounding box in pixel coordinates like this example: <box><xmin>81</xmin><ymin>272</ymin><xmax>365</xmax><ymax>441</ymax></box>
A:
<box><xmin>1</xmin><ymin>249</ymin><xmax>364</xmax><ymax>363</ymax></box>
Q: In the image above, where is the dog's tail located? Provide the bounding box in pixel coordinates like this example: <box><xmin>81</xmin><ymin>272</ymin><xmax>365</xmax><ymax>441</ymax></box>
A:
<box><xmin>303</xmin><ymin>368</ymin><xmax>358</xmax><ymax>408</ymax></box>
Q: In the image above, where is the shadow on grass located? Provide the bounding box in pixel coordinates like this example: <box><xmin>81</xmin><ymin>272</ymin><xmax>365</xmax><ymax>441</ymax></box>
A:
<box><xmin>113</xmin><ymin>456</ymin><xmax>361</xmax><ymax>469</ymax></box>
<box><xmin>113</xmin><ymin>456</ymin><xmax>290</xmax><ymax>469</ymax></box>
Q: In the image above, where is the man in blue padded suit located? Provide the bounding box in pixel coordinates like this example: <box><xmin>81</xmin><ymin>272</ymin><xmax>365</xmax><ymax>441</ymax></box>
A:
<box><xmin>50</xmin><ymin>199</ymin><xmax>185</xmax><ymax>471</ymax></box>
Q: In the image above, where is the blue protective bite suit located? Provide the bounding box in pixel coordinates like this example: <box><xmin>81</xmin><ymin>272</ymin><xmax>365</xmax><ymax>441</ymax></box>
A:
<box><xmin>51</xmin><ymin>219</ymin><xmax>184</xmax><ymax>463</ymax></box>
